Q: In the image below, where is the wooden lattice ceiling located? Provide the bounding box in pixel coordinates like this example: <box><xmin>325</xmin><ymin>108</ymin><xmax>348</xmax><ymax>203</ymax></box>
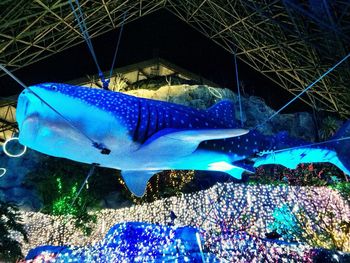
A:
<box><xmin>1</xmin><ymin>0</ymin><xmax>349</xmax><ymax>117</ymax></box>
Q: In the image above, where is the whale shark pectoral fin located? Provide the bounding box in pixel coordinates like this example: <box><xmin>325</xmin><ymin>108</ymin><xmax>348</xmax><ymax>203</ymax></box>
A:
<box><xmin>140</xmin><ymin>128</ymin><xmax>249</xmax><ymax>157</ymax></box>
<box><xmin>121</xmin><ymin>170</ymin><xmax>159</xmax><ymax>197</ymax></box>
<box><xmin>164</xmin><ymin>128</ymin><xmax>249</xmax><ymax>141</ymax></box>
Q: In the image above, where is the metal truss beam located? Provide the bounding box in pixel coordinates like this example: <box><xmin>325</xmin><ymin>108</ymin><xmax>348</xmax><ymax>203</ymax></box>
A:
<box><xmin>166</xmin><ymin>0</ymin><xmax>350</xmax><ymax>118</ymax></box>
<box><xmin>0</xmin><ymin>0</ymin><xmax>349</xmax><ymax>118</ymax></box>
<box><xmin>0</xmin><ymin>0</ymin><xmax>166</xmax><ymax>72</ymax></box>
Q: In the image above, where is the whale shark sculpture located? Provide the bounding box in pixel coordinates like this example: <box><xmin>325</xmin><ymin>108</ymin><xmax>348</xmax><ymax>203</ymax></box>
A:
<box><xmin>16</xmin><ymin>83</ymin><xmax>249</xmax><ymax>196</ymax></box>
<box><xmin>16</xmin><ymin>83</ymin><xmax>350</xmax><ymax>196</ymax></box>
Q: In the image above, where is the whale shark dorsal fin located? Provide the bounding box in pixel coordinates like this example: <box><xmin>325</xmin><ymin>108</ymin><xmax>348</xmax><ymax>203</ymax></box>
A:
<box><xmin>207</xmin><ymin>100</ymin><xmax>236</xmax><ymax>128</ymax></box>
<box><xmin>121</xmin><ymin>170</ymin><xmax>159</xmax><ymax>197</ymax></box>
<box><xmin>140</xmin><ymin>128</ymin><xmax>249</xmax><ymax>157</ymax></box>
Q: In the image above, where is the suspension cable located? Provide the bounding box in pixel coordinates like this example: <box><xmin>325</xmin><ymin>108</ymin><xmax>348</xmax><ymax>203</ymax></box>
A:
<box><xmin>109</xmin><ymin>12</ymin><xmax>127</xmax><ymax>82</ymax></box>
<box><xmin>234</xmin><ymin>50</ymin><xmax>244</xmax><ymax>127</ymax></box>
<box><xmin>71</xmin><ymin>164</ymin><xmax>97</xmax><ymax>206</ymax></box>
<box><xmin>259</xmin><ymin>135</ymin><xmax>350</xmax><ymax>156</ymax></box>
<box><xmin>254</xmin><ymin>52</ymin><xmax>350</xmax><ymax>130</ymax></box>
<box><xmin>69</xmin><ymin>0</ymin><xmax>107</xmax><ymax>87</ymax></box>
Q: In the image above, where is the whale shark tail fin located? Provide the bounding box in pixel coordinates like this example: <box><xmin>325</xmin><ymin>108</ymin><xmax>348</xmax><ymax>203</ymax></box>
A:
<box><xmin>329</xmin><ymin>120</ymin><xmax>350</xmax><ymax>176</ymax></box>
<box><xmin>207</xmin><ymin>99</ymin><xmax>236</xmax><ymax>128</ymax></box>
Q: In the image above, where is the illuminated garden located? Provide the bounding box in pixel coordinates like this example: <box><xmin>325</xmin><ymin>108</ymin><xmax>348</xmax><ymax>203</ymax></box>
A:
<box><xmin>0</xmin><ymin>1</ymin><xmax>350</xmax><ymax>262</ymax></box>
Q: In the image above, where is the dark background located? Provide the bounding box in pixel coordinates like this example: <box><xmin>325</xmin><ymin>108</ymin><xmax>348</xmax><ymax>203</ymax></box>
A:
<box><xmin>0</xmin><ymin>9</ymin><xmax>308</xmax><ymax>112</ymax></box>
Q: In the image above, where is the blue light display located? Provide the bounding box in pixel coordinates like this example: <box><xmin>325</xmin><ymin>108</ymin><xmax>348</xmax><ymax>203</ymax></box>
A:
<box><xmin>26</xmin><ymin>222</ymin><xmax>217</xmax><ymax>262</ymax></box>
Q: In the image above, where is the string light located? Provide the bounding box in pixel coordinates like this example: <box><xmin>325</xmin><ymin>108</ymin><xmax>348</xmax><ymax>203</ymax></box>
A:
<box><xmin>22</xmin><ymin>183</ymin><xmax>349</xmax><ymax>261</ymax></box>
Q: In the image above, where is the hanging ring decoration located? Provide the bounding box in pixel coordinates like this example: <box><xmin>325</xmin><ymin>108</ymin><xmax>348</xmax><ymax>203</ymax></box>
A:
<box><xmin>207</xmin><ymin>86</ymin><xmax>222</xmax><ymax>99</ymax></box>
<box><xmin>0</xmin><ymin>168</ymin><xmax>6</xmax><ymax>177</ymax></box>
<box><xmin>3</xmin><ymin>137</ymin><xmax>27</xmax><ymax>158</ymax></box>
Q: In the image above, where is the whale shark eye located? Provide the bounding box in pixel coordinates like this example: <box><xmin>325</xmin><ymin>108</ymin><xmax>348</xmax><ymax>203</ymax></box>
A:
<box><xmin>50</xmin><ymin>85</ymin><xmax>58</xmax><ymax>91</ymax></box>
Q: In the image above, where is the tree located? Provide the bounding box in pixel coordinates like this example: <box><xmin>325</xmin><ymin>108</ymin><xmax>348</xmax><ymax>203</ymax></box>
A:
<box><xmin>269</xmin><ymin>187</ymin><xmax>350</xmax><ymax>252</ymax></box>
<box><xmin>0</xmin><ymin>201</ymin><xmax>28</xmax><ymax>262</ymax></box>
<box><xmin>51</xmin><ymin>177</ymin><xmax>97</xmax><ymax>244</ymax></box>
<box><xmin>319</xmin><ymin>116</ymin><xmax>340</xmax><ymax>140</ymax></box>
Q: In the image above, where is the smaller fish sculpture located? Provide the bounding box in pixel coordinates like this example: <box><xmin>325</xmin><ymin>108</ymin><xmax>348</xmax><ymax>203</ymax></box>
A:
<box><xmin>200</xmin><ymin>123</ymin><xmax>350</xmax><ymax>176</ymax></box>
<box><xmin>253</xmin><ymin>124</ymin><xmax>350</xmax><ymax>175</ymax></box>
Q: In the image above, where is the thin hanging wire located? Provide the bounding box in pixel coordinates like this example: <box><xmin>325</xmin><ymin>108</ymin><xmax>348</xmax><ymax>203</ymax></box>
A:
<box><xmin>199</xmin><ymin>179</ymin><xmax>230</xmax><ymax>228</ymax></box>
<box><xmin>259</xmin><ymin>135</ymin><xmax>350</xmax><ymax>156</ymax></box>
<box><xmin>234</xmin><ymin>50</ymin><xmax>244</xmax><ymax>127</ymax></box>
<box><xmin>69</xmin><ymin>0</ymin><xmax>106</xmax><ymax>86</ymax></box>
<box><xmin>109</xmin><ymin>12</ymin><xmax>128</xmax><ymax>81</ymax></box>
<box><xmin>71</xmin><ymin>164</ymin><xmax>97</xmax><ymax>206</ymax></box>
<box><xmin>254</xmin><ymin>52</ymin><xmax>350</xmax><ymax>130</ymax></box>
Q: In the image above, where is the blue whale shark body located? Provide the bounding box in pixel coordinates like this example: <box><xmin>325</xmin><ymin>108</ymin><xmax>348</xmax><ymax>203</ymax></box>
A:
<box><xmin>16</xmin><ymin>83</ymin><xmax>350</xmax><ymax>196</ymax></box>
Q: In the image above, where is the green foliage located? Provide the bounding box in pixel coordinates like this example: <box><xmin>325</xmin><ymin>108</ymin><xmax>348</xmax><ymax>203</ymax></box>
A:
<box><xmin>251</xmin><ymin>163</ymin><xmax>349</xmax><ymax>204</ymax></box>
<box><xmin>52</xmin><ymin>178</ymin><xmax>79</xmax><ymax>215</ymax></box>
<box><xmin>330</xmin><ymin>181</ymin><xmax>350</xmax><ymax>203</ymax></box>
<box><xmin>251</xmin><ymin>163</ymin><xmax>345</xmax><ymax>187</ymax></box>
<box><xmin>319</xmin><ymin>116</ymin><xmax>340</xmax><ymax>140</ymax></box>
<box><xmin>261</xmin><ymin>163</ymin><xmax>350</xmax><ymax>251</ymax></box>
<box><xmin>24</xmin><ymin>156</ymin><xmax>121</xmax><ymax>212</ymax></box>
<box><xmin>0</xmin><ymin>201</ymin><xmax>28</xmax><ymax>262</ymax></box>
<box><xmin>51</xmin><ymin>177</ymin><xmax>97</xmax><ymax>236</ymax></box>
<box><xmin>24</xmin><ymin>156</ymin><xmax>123</xmax><ymax>237</ymax></box>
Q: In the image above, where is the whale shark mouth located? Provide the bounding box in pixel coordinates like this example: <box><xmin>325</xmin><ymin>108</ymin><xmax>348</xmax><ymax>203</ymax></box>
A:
<box><xmin>17</xmin><ymin>90</ymin><xmax>46</xmax><ymax>130</ymax></box>
<box><xmin>22</xmin><ymin>98</ymin><xmax>29</xmax><ymax>119</ymax></box>
<box><xmin>19</xmin><ymin>113</ymin><xmax>40</xmax><ymax>141</ymax></box>
<box><xmin>16</xmin><ymin>93</ymin><xmax>28</xmax><ymax>129</ymax></box>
